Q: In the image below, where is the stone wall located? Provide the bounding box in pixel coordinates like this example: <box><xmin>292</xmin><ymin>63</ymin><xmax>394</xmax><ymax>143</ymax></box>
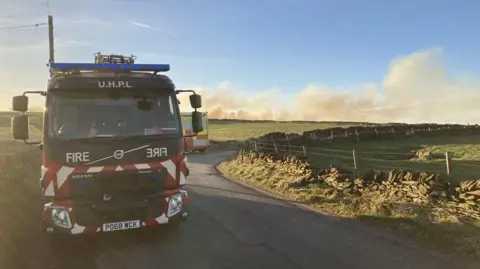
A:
<box><xmin>235</xmin><ymin>149</ymin><xmax>480</xmax><ymax>220</ymax></box>
<box><xmin>247</xmin><ymin>124</ymin><xmax>480</xmax><ymax>147</ymax></box>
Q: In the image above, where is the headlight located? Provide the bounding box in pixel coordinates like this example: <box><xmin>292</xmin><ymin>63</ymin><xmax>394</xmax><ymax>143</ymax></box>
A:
<box><xmin>51</xmin><ymin>207</ymin><xmax>72</xmax><ymax>229</ymax></box>
<box><xmin>167</xmin><ymin>193</ymin><xmax>184</xmax><ymax>217</ymax></box>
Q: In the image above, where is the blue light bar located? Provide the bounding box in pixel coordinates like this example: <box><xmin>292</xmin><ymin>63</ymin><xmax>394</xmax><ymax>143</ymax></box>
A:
<box><xmin>49</xmin><ymin>62</ymin><xmax>170</xmax><ymax>72</ymax></box>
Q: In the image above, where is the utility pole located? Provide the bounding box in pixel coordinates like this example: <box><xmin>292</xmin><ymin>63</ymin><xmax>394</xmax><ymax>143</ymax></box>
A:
<box><xmin>48</xmin><ymin>15</ymin><xmax>54</xmax><ymax>76</ymax></box>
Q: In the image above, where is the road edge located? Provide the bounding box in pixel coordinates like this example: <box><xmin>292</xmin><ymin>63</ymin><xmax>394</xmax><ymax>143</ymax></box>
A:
<box><xmin>212</xmin><ymin>157</ymin><xmax>478</xmax><ymax>269</ymax></box>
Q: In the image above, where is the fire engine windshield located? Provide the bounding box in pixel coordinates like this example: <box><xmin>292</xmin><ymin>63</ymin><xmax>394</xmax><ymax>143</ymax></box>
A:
<box><xmin>47</xmin><ymin>89</ymin><xmax>181</xmax><ymax>140</ymax></box>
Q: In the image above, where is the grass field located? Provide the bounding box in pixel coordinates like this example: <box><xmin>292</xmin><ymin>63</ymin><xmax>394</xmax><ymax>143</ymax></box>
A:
<box><xmin>208</xmin><ymin>119</ymin><xmax>356</xmax><ymax>141</ymax></box>
<box><xmin>208</xmin><ymin>119</ymin><xmax>480</xmax><ymax>182</ymax></box>
<box><xmin>0</xmin><ymin>112</ymin><xmax>479</xmax><ymax>266</ymax></box>
<box><xmin>292</xmin><ymin>135</ymin><xmax>480</xmax><ymax>183</ymax></box>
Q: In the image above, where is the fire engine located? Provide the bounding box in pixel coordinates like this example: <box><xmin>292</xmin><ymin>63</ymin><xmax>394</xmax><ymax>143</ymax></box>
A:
<box><xmin>181</xmin><ymin>112</ymin><xmax>210</xmax><ymax>152</ymax></box>
<box><xmin>10</xmin><ymin>53</ymin><xmax>204</xmax><ymax>240</ymax></box>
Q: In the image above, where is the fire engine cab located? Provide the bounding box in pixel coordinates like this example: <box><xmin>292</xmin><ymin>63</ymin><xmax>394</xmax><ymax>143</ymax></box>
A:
<box><xmin>10</xmin><ymin>53</ymin><xmax>204</xmax><ymax>239</ymax></box>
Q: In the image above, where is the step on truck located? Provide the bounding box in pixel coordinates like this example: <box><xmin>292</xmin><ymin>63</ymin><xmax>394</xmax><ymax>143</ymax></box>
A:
<box><xmin>10</xmin><ymin>53</ymin><xmax>204</xmax><ymax>237</ymax></box>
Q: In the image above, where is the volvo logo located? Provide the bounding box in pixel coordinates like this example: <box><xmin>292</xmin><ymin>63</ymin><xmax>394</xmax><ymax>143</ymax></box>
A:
<box><xmin>102</xmin><ymin>194</ymin><xmax>112</xmax><ymax>201</ymax></box>
<box><xmin>113</xmin><ymin>150</ymin><xmax>124</xmax><ymax>160</ymax></box>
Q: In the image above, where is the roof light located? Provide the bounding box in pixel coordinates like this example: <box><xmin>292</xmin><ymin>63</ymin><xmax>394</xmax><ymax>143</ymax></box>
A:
<box><xmin>49</xmin><ymin>62</ymin><xmax>170</xmax><ymax>72</ymax></box>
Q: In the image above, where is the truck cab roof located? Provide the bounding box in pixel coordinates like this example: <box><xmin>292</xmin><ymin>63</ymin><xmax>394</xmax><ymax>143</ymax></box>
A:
<box><xmin>47</xmin><ymin>62</ymin><xmax>175</xmax><ymax>91</ymax></box>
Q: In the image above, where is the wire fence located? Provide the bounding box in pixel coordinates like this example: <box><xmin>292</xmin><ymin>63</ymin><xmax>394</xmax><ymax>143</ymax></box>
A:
<box><xmin>245</xmin><ymin>139</ymin><xmax>480</xmax><ymax>181</ymax></box>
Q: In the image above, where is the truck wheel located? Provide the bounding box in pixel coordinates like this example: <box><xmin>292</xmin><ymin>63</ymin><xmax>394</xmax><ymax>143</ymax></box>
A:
<box><xmin>42</xmin><ymin>224</ymin><xmax>73</xmax><ymax>249</ymax></box>
<box><xmin>45</xmin><ymin>233</ymin><xmax>70</xmax><ymax>251</ymax></box>
<box><xmin>46</xmin><ymin>231</ymin><xmax>68</xmax><ymax>242</ymax></box>
<box><xmin>167</xmin><ymin>211</ymin><xmax>188</xmax><ymax>229</ymax></box>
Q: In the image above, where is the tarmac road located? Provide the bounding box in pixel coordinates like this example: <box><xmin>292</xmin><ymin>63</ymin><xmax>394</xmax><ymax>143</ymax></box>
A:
<box><xmin>47</xmin><ymin>150</ymin><xmax>474</xmax><ymax>269</ymax></box>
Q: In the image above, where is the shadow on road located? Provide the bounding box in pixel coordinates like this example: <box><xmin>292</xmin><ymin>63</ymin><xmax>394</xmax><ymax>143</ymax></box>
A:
<box><xmin>36</xmin><ymin>224</ymin><xmax>182</xmax><ymax>269</ymax></box>
<box><xmin>186</xmin><ymin>150</ymin><xmax>237</xmax><ymax>166</ymax></box>
<box><xmin>22</xmin><ymin>187</ymin><xmax>476</xmax><ymax>269</ymax></box>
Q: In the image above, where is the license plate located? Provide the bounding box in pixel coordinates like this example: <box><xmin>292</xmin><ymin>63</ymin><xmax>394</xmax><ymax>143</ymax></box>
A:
<box><xmin>102</xmin><ymin>220</ymin><xmax>141</xmax><ymax>232</ymax></box>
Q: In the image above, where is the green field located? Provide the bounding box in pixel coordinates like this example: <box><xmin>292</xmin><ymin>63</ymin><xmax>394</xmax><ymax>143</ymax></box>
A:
<box><xmin>207</xmin><ymin>119</ymin><xmax>356</xmax><ymax>141</ymax></box>
<box><xmin>277</xmin><ymin>135</ymin><xmax>480</xmax><ymax>182</ymax></box>
<box><xmin>207</xmin><ymin>119</ymin><xmax>480</xmax><ymax>182</ymax></box>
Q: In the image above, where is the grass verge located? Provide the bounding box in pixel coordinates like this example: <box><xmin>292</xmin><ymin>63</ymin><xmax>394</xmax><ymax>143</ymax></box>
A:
<box><xmin>0</xmin><ymin>143</ymin><xmax>47</xmax><ymax>268</ymax></box>
<box><xmin>217</xmin><ymin>153</ymin><xmax>480</xmax><ymax>259</ymax></box>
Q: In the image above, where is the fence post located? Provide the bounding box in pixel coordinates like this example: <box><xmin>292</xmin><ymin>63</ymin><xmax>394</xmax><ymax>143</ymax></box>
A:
<box><xmin>352</xmin><ymin>149</ymin><xmax>359</xmax><ymax>178</ymax></box>
<box><xmin>254</xmin><ymin>140</ymin><xmax>258</xmax><ymax>152</ymax></box>
<box><xmin>391</xmin><ymin>127</ymin><xmax>395</xmax><ymax>140</ymax></box>
<box><xmin>302</xmin><ymin>145</ymin><xmax>307</xmax><ymax>157</ymax></box>
<box><xmin>330</xmin><ymin>130</ymin><xmax>334</xmax><ymax>140</ymax></box>
<box><xmin>374</xmin><ymin>128</ymin><xmax>379</xmax><ymax>140</ymax></box>
<box><xmin>274</xmin><ymin>143</ymin><xmax>279</xmax><ymax>154</ymax></box>
<box><xmin>445</xmin><ymin>152</ymin><xmax>452</xmax><ymax>175</ymax></box>
<box><xmin>355</xmin><ymin>129</ymin><xmax>360</xmax><ymax>143</ymax></box>
<box><xmin>237</xmin><ymin>148</ymin><xmax>243</xmax><ymax>161</ymax></box>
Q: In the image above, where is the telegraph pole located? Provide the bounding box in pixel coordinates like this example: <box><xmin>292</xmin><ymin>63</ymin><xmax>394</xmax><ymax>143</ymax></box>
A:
<box><xmin>48</xmin><ymin>15</ymin><xmax>54</xmax><ymax>76</ymax></box>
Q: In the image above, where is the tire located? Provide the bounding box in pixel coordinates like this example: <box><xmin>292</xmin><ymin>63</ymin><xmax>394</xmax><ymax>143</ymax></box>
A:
<box><xmin>167</xmin><ymin>211</ymin><xmax>188</xmax><ymax>228</ymax></box>
<box><xmin>42</xmin><ymin>222</ymin><xmax>74</xmax><ymax>248</ymax></box>
<box><xmin>45</xmin><ymin>232</ymin><xmax>72</xmax><ymax>252</ymax></box>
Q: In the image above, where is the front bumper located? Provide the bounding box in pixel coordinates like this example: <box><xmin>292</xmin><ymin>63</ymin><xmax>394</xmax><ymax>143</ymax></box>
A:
<box><xmin>42</xmin><ymin>189</ymin><xmax>189</xmax><ymax>235</ymax></box>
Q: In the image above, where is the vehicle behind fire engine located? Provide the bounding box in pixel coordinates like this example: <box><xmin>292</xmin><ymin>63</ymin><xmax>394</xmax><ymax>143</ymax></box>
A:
<box><xmin>181</xmin><ymin>112</ymin><xmax>210</xmax><ymax>152</ymax></box>
<box><xmin>10</xmin><ymin>53</ymin><xmax>205</xmax><ymax>240</ymax></box>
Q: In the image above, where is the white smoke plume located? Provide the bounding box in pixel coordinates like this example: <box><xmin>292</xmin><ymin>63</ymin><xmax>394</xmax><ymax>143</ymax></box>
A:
<box><xmin>179</xmin><ymin>48</ymin><xmax>480</xmax><ymax>124</ymax></box>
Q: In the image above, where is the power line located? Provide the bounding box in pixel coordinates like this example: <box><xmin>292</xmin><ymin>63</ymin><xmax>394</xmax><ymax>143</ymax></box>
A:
<box><xmin>0</xmin><ymin>23</ymin><xmax>47</xmax><ymax>32</ymax></box>
<box><xmin>0</xmin><ymin>27</ymin><xmax>48</xmax><ymax>33</ymax></box>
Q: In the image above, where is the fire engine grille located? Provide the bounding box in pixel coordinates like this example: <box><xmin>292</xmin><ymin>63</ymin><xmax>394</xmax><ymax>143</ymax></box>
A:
<box><xmin>74</xmin><ymin>195</ymin><xmax>166</xmax><ymax>226</ymax></box>
<box><xmin>69</xmin><ymin>169</ymin><xmax>168</xmax><ymax>199</ymax></box>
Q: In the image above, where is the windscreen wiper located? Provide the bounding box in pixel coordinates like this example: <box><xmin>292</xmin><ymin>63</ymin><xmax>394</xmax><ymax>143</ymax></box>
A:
<box><xmin>61</xmin><ymin>135</ymin><xmax>120</xmax><ymax>143</ymax></box>
<box><xmin>61</xmin><ymin>133</ymin><xmax>178</xmax><ymax>143</ymax></box>
<box><xmin>117</xmin><ymin>133</ymin><xmax>178</xmax><ymax>140</ymax></box>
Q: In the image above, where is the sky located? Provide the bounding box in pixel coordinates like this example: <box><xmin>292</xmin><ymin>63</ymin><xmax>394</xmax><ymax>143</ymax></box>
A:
<box><xmin>1</xmin><ymin>0</ymin><xmax>480</xmax><ymax>123</ymax></box>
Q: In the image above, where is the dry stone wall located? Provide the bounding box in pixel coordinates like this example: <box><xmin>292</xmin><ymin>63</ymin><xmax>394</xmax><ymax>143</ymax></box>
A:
<box><xmin>234</xmin><ymin>149</ymin><xmax>480</xmax><ymax>220</ymax></box>
<box><xmin>247</xmin><ymin>124</ymin><xmax>480</xmax><ymax>147</ymax></box>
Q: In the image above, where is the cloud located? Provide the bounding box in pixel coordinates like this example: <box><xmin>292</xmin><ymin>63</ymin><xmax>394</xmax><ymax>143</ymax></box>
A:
<box><xmin>128</xmin><ymin>21</ymin><xmax>184</xmax><ymax>41</ymax></box>
<box><xmin>128</xmin><ymin>21</ymin><xmax>180</xmax><ymax>39</ymax></box>
<box><xmin>178</xmin><ymin>48</ymin><xmax>480</xmax><ymax>124</ymax></box>
<box><xmin>129</xmin><ymin>21</ymin><xmax>152</xmax><ymax>28</ymax></box>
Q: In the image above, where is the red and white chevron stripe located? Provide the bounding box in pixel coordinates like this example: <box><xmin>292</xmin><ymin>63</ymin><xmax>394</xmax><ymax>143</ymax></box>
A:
<box><xmin>41</xmin><ymin>155</ymin><xmax>188</xmax><ymax>197</ymax></box>
<box><xmin>40</xmin><ymin>154</ymin><xmax>190</xmax><ymax>234</ymax></box>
